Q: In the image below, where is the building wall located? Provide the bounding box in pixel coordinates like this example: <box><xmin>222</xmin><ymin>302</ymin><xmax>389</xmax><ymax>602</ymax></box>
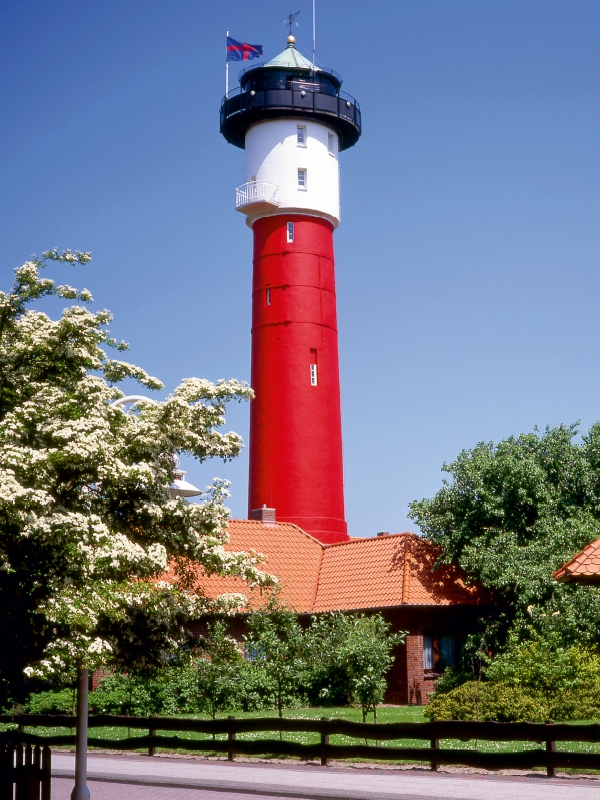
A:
<box><xmin>245</xmin><ymin>118</ymin><xmax>340</xmax><ymax>226</ymax></box>
<box><xmin>381</xmin><ymin>605</ymin><xmax>495</xmax><ymax>705</ymax></box>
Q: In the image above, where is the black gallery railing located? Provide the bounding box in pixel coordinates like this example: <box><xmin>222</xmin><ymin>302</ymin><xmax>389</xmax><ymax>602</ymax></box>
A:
<box><xmin>1</xmin><ymin>715</ymin><xmax>600</xmax><ymax>778</ymax></box>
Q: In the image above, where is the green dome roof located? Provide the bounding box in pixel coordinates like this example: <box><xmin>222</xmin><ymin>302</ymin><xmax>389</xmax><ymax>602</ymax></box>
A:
<box><xmin>264</xmin><ymin>40</ymin><xmax>320</xmax><ymax>72</ymax></box>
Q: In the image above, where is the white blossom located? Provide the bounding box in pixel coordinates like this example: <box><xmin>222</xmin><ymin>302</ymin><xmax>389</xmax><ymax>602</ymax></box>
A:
<box><xmin>0</xmin><ymin>251</ymin><xmax>273</xmax><ymax>684</ymax></box>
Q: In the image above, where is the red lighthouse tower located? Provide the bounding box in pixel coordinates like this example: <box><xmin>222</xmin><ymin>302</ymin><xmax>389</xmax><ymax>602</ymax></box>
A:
<box><xmin>220</xmin><ymin>36</ymin><xmax>361</xmax><ymax>544</ymax></box>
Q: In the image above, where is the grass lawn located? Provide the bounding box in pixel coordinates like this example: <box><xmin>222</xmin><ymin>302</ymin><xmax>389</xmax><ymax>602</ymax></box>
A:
<box><xmin>2</xmin><ymin>705</ymin><xmax>600</xmax><ymax>764</ymax></box>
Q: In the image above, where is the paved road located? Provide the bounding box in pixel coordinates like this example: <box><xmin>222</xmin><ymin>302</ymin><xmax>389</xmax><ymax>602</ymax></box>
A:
<box><xmin>51</xmin><ymin>778</ymin><xmax>292</xmax><ymax>800</ymax></box>
<box><xmin>52</xmin><ymin>753</ymin><xmax>600</xmax><ymax>800</ymax></box>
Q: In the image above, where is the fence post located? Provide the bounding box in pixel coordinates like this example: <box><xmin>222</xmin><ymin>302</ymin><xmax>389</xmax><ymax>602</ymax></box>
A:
<box><xmin>0</xmin><ymin>743</ymin><xmax>13</xmax><ymax>800</ymax></box>
<box><xmin>546</xmin><ymin>721</ymin><xmax>555</xmax><ymax>778</ymax></box>
<box><xmin>14</xmin><ymin>743</ymin><xmax>23</xmax><ymax>800</ymax></box>
<box><xmin>430</xmin><ymin>738</ymin><xmax>439</xmax><ymax>772</ymax></box>
<box><xmin>41</xmin><ymin>746</ymin><xmax>51</xmax><ymax>800</ymax></box>
<box><xmin>148</xmin><ymin>728</ymin><xmax>156</xmax><ymax>758</ymax></box>
<box><xmin>320</xmin><ymin>717</ymin><xmax>329</xmax><ymax>767</ymax></box>
<box><xmin>228</xmin><ymin>716</ymin><xmax>236</xmax><ymax>762</ymax></box>
<box><xmin>30</xmin><ymin>745</ymin><xmax>41</xmax><ymax>799</ymax></box>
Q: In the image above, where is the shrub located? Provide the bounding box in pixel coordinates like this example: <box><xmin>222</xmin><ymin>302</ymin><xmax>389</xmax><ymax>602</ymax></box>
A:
<box><xmin>431</xmin><ymin>668</ymin><xmax>473</xmax><ymax>696</ymax></box>
<box><xmin>548</xmin><ymin>682</ymin><xmax>600</xmax><ymax>721</ymax></box>
<box><xmin>425</xmin><ymin>681</ymin><xmax>549</xmax><ymax>722</ymax></box>
<box><xmin>25</xmin><ymin>688</ymin><xmax>77</xmax><ymax>714</ymax></box>
<box><xmin>485</xmin><ymin>640</ymin><xmax>600</xmax><ymax>698</ymax></box>
<box><xmin>88</xmin><ymin>668</ymin><xmax>201</xmax><ymax>715</ymax></box>
<box><xmin>237</xmin><ymin>662</ymin><xmax>277</xmax><ymax>712</ymax></box>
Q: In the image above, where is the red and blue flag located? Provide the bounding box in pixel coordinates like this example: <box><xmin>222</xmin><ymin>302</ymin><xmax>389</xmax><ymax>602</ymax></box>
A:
<box><xmin>226</xmin><ymin>36</ymin><xmax>263</xmax><ymax>62</ymax></box>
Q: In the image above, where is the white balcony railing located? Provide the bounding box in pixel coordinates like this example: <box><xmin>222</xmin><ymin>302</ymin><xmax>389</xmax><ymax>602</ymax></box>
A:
<box><xmin>235</xmin><ymin>180</ymin><xmax>280</xmax><ymax>211</ymax></box>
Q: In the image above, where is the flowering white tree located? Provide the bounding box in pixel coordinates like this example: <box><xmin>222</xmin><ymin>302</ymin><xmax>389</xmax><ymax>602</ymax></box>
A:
<box><xmin>0</xmin><ymin>250</ymin><xmax>270</xmax><ymax>706</ymax></box>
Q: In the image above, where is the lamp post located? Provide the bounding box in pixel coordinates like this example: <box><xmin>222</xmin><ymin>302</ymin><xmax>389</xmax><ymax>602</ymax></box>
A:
<box><xmin>70</xmin><ymin>395</ymin><xmax>201</xmax><ymax>800</ymax></box>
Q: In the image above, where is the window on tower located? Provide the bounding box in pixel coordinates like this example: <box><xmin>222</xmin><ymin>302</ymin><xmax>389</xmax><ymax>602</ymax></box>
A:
<box><xmin>297</xmin><ymin>169</ymin><xmax>307</xmax><ymax>190</ymax></box>
<box><xmin>266</xmin><ymin>287</ymin><xmax>271</xmax><ymax>306</ymax></box>
<box><xmin>286</xmin><ymin>222</ymin><xmax>295</xmax><ymax>242</ymax></box>
<box><xmin>310</xmin><ymin>349</ymin><xmax>318</xmax><ymax>386</ymax></box>
<box><xmin>297</xmin><ymin>125</ymin><xmax>306</xmax><ymax>146</ymax></box>
<box><xmin>328</xmin><ymin>133</ymin><xmax>335</xmax><ymax>156</ymax></box>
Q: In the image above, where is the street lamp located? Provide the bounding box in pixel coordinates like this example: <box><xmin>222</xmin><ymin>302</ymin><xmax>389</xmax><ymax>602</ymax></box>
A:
<box><xmin>70</xmin><ymin>395</ymin><xmax>201</xmax><ymax>800</ymax></box>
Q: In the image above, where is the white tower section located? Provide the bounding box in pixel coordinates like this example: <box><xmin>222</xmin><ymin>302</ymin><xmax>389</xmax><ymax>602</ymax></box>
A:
<box><xmin>241</xmin><ymin>119</ymin><xmax>340</xmax><ymax>228</ymax></box>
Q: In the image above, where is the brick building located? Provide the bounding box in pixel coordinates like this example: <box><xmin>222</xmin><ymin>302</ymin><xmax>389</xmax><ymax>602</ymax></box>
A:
<box><xmin>189</xmin><ymin>517</ymin><xmax>495</xmax><ymax>704</ymax></box>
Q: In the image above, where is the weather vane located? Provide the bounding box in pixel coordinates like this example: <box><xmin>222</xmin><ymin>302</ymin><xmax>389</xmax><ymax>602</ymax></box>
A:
<box><xmin>285</xmin><ymin>10</ymin><xmax>301</xmax><ymax>36</ymax></box>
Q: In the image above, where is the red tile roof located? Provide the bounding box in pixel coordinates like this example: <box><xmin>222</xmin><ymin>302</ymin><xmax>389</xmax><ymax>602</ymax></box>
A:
<box><xmin>191</xmin><ymin>521</ymin><xmax>491</xmax><ymax>612</ymax></box>
<box><xmin>314</xmin><ymin>533</ymin><xmax>489</xmax><ymax>611</ymax></box>
<box><xmin>190</xmin><ymin>519</ymin><xmax>323</xmax><ymax>611</ymax></box>
<box><xmin>553</xmin><ymin>537</ymin><xmax>600</xmax><ymax>584</ymax></box>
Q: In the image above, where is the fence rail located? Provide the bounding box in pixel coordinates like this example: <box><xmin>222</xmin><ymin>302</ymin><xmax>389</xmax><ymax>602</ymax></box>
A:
<box><xmin>1</xmin><ymin>715</ymin><xmax>600</xmax><ymax>776</ymax></box>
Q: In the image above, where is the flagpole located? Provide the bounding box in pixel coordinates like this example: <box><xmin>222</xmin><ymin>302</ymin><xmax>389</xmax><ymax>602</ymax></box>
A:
<box><xmin>226</xmin><ymin>30</ymin><xmax>229</xmax><ymax>96</ymax></box>
<box><xmin>312</xmin><ymin>0</ymin><xmax>316</xmax><ymax>71</ymax></box>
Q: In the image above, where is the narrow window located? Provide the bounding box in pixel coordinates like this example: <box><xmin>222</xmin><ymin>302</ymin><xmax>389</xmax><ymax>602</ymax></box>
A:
<box><xmin>328</xmin><ymin>132</ymin><xmax>335</xmax><ymax>155</ymax></box>
<box><xmin>310</xmin><ymin>349</ymin><xmax>318</xmax><ymax>386</ymax></box>
<box><xmin>297</xmin><ymin>168</ymin><xmax>307</xmax><ymax>190</ymax></box>
<box><xmin>297</xmin><ymin>125</ymin><xmax>306</xmax><ymax>146</ymax></box>
<box><xmin>439</xmin><ymin>636</ymin><xmax>455</xmax><ymax>669</ymax></box>
<box><xmin>286</xmin><ymin>221</ymin><xmax>295</xmax><ymax>242</ymax></box>
<box><xmin>266</xmin><ymin>287</ymin><xmax>271</xmax><ymax>306</ymax></box>
<box><xmin>423</xmin><ymin>636</ymin><xmax>434</xmax><ymax>670</ymax></box>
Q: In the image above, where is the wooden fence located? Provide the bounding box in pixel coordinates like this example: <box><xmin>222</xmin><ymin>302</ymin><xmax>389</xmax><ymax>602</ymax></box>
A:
<box><xmin>0</xmin><ymin>742</ymin><xmax>51</xmax><ymax>800</ymax></box>
<box><xmin>1</xmin><ymin>715</ymin><xmax>600</xmax><ymax>777</ymax></box>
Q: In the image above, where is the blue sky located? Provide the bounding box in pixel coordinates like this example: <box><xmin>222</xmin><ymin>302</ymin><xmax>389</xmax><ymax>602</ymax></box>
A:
<box><xmin>2</xmin><ymin>1</ymin><xmax>599</xmax><ymax>536</ymax></box>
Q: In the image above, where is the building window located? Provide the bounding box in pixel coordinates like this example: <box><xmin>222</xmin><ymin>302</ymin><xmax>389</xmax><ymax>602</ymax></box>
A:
<box><xmin>286</xmin><ymin>221</ymin><xmax>295</xmax><ymax>242</ymax></box>
<box><xmin>423</xmin><ymin>635</ymin><xmax>458</xmax><ymax>671</ymax></box>
<box><xmin>245</xmin><ymin>645</ymin><xmax>266</xmax><ymax>662</ymax></box>
<box><xmin>297</xmin><ymin>125</ymin><xmax>306</xmax><ymax>146</ymax></box>
<box><xmin>266</xmin><ymin>288</ymin><xmax>271</xmax><ymax>306</ymax></box>
<box><xmin>328</xmin><ymin>132</ymin><xmax>335</xmax><ymax>156</ymax></box>
<box><xmin>423</xmin><ymin>636</ymin><xmax>434</xmax><ymax>670</ymax></box>
<box><xmin>310</xmin><ymin>364</ymin><xmax>318</xmax><ymax>386</ymax></box>
<box><xmin>297</xmin><ymin>168</ymin><xmax>307</xmax><ymax>190</ymax></box>
<box><xmin>439</xmin><ymin>636</ymin><xmax>455</xmax><ymax>669</ymax></box>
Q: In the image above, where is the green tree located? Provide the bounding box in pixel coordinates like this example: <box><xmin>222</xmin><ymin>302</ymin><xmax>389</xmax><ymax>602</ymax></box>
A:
<box><xmin>196</xmin><ymin>620</ymin><xmax>245</xmax><ymax>718</ymax></box>
<box><xmin>244</xmin><ymin>603</ymin><xmax>305</xmax><ymax>719</ymax></box>
<box><xmin>0</xmin><ymin>251</ymin><xmax>271</xmax><ymax>707</ymax></box>
<box><xmin>339</xmin><ymin>615</ymin><xmax>401</xmax><ymax>722</ymax></box>
<box><xmin>409</xmin><ymin>424</ymin><xmax>600</xmax><ymax>651</ymax></box>
<box><xmin>304</xmin><ymin>613</ymin><xmax>403</xmax><ymax>720</ymax></box>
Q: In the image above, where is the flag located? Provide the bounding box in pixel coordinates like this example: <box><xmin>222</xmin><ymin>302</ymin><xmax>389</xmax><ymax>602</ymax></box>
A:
<box><xmin>226</xmin><ymin>36</ymin><xmax>263</xmax><ymax>62</ymax></box>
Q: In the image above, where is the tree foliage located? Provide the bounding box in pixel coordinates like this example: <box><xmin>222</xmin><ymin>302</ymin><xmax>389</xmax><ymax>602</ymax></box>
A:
<box><xmin>244</xmin><ymin>603</ymin><xmax>305</xmax><ymax>718</ymax></box>
<box><xmin>196</xmin><ymin>621</ymin><xmax>247</xmax><ymax>719</ymax></box>
<box><xmin>18</xmin><ymin>608</ymin><xmax>403</xmax><ymax>717</ymax></box>
<box><xmin>305</xmin><ymin>613</ymin><xmax>402</xmax><ymax>721</ymax></box>
<box><xmin>409</xmin><ymin>424</ymin><xmax>600</xmax><ymax>649</ymax></box>
<box><xmin>0</xmin><ymin>251</ymin><xmax>271</xmax><ymax>706</ymax></box>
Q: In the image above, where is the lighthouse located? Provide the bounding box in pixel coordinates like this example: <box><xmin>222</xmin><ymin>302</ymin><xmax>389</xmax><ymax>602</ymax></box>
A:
<box><xmin>220</xmin><ymin>35</ymin><xmax>361</xmax><ymax>544</ymax></box>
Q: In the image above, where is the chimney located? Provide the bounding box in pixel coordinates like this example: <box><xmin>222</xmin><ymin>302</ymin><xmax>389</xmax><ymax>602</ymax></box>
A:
<box><xmin>376</xmin><ymin>531</ymin><xmax>389</xmax><ymax>537</ymax></box>
<box><xmin>251</xmin><ymin>505</ymin><xmax>276</xmax><ymax>524</ymax></box>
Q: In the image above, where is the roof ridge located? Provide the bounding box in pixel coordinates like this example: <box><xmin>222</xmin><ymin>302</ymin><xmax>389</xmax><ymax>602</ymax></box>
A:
<box><xmin>309</xmin><ymin>544</ymin><xmax>326</xmax><ymax>613</ymax></box>
<box><xmin>324</xmin><ymin>531</ymin><xmax>417</xmax><ymax>548</ymax></box>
